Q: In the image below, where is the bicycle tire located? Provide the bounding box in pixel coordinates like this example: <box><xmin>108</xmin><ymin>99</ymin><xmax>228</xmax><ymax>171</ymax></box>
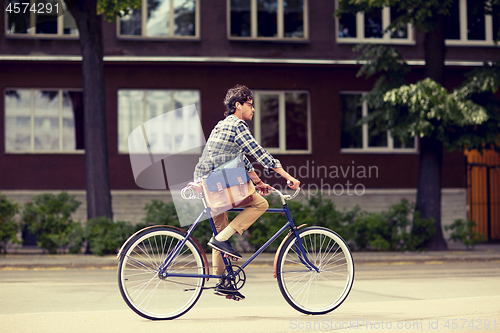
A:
<box><xmin>118</xmin><ymin>227</ymin><xmax>205</xmax><ymax>320</ymax></box>
<box><xmin>276</xmin><ymin>226</ymin><xmax>354</xmax><ymax>315</ymax></box>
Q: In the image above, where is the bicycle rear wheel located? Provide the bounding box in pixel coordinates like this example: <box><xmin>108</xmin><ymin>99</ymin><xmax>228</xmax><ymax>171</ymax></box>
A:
<box><xmin>118</xmin><ymin>227</ymin><xmax>205</xmax><ymax>320</ymax></box>
<box><xmin>276</xmin><ymin>226</ymin><xmax>354</xmax><ymax>315</ymax></box>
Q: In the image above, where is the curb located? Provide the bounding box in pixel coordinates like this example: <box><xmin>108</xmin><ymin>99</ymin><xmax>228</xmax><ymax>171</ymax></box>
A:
<box><xmin>2</xmin><ymin>250</ymin><xmax>500</xmax><ymax>270</ymax></box>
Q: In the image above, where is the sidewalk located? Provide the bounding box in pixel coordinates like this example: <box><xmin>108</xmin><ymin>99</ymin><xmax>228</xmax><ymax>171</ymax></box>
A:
<box><xmin>1</xmin><ymin>244</ymin><xmax>499</xmax><ymax>270</ymax></box>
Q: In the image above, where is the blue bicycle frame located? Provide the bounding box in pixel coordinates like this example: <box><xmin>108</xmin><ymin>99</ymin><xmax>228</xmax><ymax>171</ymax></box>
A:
<box><xmin>158</xmin><ymin>203</ymin><xmax>319</xmax><ymax>280</ymax></box>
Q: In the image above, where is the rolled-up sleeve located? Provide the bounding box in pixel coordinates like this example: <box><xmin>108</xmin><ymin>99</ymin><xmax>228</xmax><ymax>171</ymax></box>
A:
<box><xmin>235</xmin><ymin>122</ymin><xmax>282</xmax><ymax>172</ymax></box>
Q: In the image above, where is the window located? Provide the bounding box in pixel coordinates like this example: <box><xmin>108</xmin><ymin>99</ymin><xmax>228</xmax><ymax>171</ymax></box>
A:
<box><xmin>340</xmin><ymin>93</ymin><xmax>416</xmax><ymax>153</ymax></box>
<box><xmin>336</xmin><ymin>3</ymin><xmax>414</xmax><ymax>44</ymax></box>
<box><xmin>4</xmin><ymin>89</ymin><xmax>84</xmax><ymax>152</ymax></box>
<box><xmin>5</xmin><ymin>0</ymin><xmax>78</xmax><ymax>37</ymax></box>
<box><xmin>251</xmin><ymin>91</ymin><xmax>310</xmax><ymax>153</ymax></box>
<box><xmin>118</xmin><ymin>0</ymin><xmax>199</xmax><ymax>39</ymax></box>
<box><xmin>228</xmin><ymin>0</ymin><xmax>308</xmax><ymax>40</ymax></box>
<box><xmin>118</xmin><ymin>90</ymin><xmax>201</xmax><ymax>154</ymax></box>
<box><xmin>445</xmin><ymin>0</ymin><xmax>500</xmax><ymax>46</ymax></box>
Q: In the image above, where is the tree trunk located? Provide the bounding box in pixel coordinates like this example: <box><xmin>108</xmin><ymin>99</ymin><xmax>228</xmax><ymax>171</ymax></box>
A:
<box><xmin>414</xmin><ymin>137</ymin><xmax>447</xmax><ymax>250</ymax></box>
<box><xmin>414</xmin><ymin>14</ymin><xmax>448</xmax><ymax>250</ymax></box>
<box><xmin>70</xmin><ymin>1</ymin><xmax>113</xmax><ymax>223</ymax></box>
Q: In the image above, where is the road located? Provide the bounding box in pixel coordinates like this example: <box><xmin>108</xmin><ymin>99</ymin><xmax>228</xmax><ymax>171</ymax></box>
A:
<box><xmin>0</xmin><ymin>261</ymin><xmax>499</xmax><ymax>333</ymax></box>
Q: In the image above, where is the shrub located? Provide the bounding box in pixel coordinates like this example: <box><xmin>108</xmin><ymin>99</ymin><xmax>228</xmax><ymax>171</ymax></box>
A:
<box><xmin>69</xmin><ymin>217</ymin><xmax>147</xmax><ymax>256</ymax></box>
<box><xmin>308</xmin><ymin>196</ymin><xmax>355</xmax><ymax>237</ymax></box>
<box><xmin>21</xmin><ymin>192</ymin><xmax>81</xmax><ymax>254</ymax></box>
<box><xmin>140</xmin><ymin>196</ymin><xmax>435</xmax><ymax>253</ymax></box>
<box><xmin>445</xmin><ymin>219</ymin><xmax>486</xmax><ymax>250</ymax></box>
<box><xmin>142</xmin><ymin>200</ymin><xmax>214</xmax><ymax>251</ymax></box>
<box><xmin>142</xmin><ymin>200</ymin><xmax>178</xmax><ymax>226</ymax></box>
<box><xmin>0</xmin><ymin>194</ymin><xmax>20</xmax><ymax>253</ymax></box>
<box><xmin>246</xmin><ymin>200</ymin><xmax>310</xmax><ymax>252</ymax></box>
<box><xmin>411</xmin><ymin>211</ymin><xmax>436</xmax><ymax>250</ymax></box>
<box><xmin>245</xmin><ymin>196</ymin><xmax>360</xmax><ymax>252</ymax></box>
<box><xmin>82</xmin><ymin>217</ymin><xmax>139</xmax><ymax>256</ymax></box>
<box><xmin>351</xmin><ymin>212</ymin><xmax>387</xmax><ymax>250</ymax></box>
<box><xmin>365</xmin><ymin>199</ymin><xmax>414</xmax><ymax>251</ymax></box>
<box><xmin>354</xmin><ymin>199</ymin><xmax>435</xmax><ymax>251</ymax></box>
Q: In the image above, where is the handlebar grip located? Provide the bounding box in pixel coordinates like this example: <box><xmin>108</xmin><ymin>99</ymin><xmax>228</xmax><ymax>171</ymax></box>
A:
<box><xmin>289</xmin><ymin>187</ymin><xmax>300</xmax><ymax>200</ymax></box>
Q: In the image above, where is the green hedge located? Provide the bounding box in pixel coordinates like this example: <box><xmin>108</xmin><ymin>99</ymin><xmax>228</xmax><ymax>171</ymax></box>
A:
<box><xmin>141</xmin><ymin>200</ymin><xmax>214</xmax><ymax>252</ymax></box>
<box><xmin>0</xmin><ymin>192</ymin><xmax>443</xmax><ymax>255</ymax></box>
<box><xmin>445</xmin><ymin>219</ymin><xmax>486</xmax><ymax>250</ymax></box>
<box><xmin>246</xmin><ymin>196</ymin><xmax>435</xmax><ymax>252</ymax></box>
<box><xmin>22</xmin><ymin>192</ymin><xmax>81</xmax><ymax>254</ymax></box>
<box><xmin>71</xmin><ymin>216</ymin><xmax>145</xmax><ymax>256</ymax></box>
<box><xmin>0</xmin><ymin>194</ymin><xmax>20</xmax><ymax>253</ymax></box>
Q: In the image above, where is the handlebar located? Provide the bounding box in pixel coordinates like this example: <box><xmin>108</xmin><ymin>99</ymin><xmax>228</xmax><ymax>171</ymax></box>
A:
<box><xmin>269</xmin><ymin>181</ymin><xmax>300</xmax><ymax>205</ymax></box>
<box><xmin>181</xmin><ymin>181</ymin><xmax>301</xmax><ymax>205</ymax></box>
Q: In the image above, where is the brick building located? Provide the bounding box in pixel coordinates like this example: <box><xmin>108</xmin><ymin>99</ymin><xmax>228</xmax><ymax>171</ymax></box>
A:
<box><xmin>1</xmin><ymin>0</ymin><xmax>499</xmax><ymax>241</ymax></box>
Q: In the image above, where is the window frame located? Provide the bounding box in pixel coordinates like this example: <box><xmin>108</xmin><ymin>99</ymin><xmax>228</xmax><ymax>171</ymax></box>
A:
<box><xmin>226</xmin><ymin>0</ymin><xmax>309</xmax><ymax>41</ymax></box>
<box><xmin>445</xmin><ymin>0</ymin><xmax>497</xmax><ymax>46</ymax></box>
<box><xmin>340</xmin><ymin>92</ymin><xmax>418</xmax><ymax>154</ymax></box>
<box><xmin>116</xmin><ymin>0</ymin><xmax>200</xmax><ymax>40</ymax></box>
<box><xmin>4</xmin><ymin>88</ymin><xmax>84</xmax><ymax>154</ymax></box>
<box><xmin>117</xmin><ymin>88</ymin><xmax>202</xmax><ymax>155</ymax></box>
<box><xmin>252</xmin><ymin>90</ymin><xmax>311</xmax><ymax>154</ymax></box>
<box><xmin>335</xmin><ymin>1</ymin><xmax>415</xmax><ymax>45</ymax></box>
<box><xmin>4</xmin><ymin>0</ymin><xmax>79</xmax><ymax>38</ymax></box>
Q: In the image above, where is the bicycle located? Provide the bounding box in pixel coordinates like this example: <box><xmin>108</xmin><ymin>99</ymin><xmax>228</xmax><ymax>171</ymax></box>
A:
<box><xmin>116</xmin><ymin>184</ymin><xmax>355</xmax><ymax>320</ymax></box>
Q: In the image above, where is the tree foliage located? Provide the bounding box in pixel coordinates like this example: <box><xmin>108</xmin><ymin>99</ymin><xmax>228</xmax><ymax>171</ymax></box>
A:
<box><xmin>385</xmin><ymin>78</ymin><xmax>491</xmax><ymax>142</ymax></box>
<box><xmin>356</xmin><ymin>45</ymin><xmax>500</xmax><ymax>153</ymax></box>
<box><xmin>96</xmin><ymin>0</ymin><xmax>141</xmax><ymax>21</ymax></box>
<box><xmin>338</xmin><ymin>0</ymin><xmax>500</xmax><ymax>250</ymax></box>
<box><xmin>337</xmin><ymin>0</ymin><xmax>500</xmax><ymax>37</ymax></box>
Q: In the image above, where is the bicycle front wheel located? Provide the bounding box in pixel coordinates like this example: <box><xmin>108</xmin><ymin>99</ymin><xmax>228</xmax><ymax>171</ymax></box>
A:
<box><xmin>276</xmin><ymin>226</ymin><xmax>354</xmax><ymax>315</ymax></box>
<box><xmin>118</xmin><ymin>227</ymin><xmax>205</xmax><ymax>320</ymax></box>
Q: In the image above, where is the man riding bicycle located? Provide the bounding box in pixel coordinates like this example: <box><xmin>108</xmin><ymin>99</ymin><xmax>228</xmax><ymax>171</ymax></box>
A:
<box><xmin>193</xmin><ymin>84</ymin><xmax>300</xmax><ymax>300</ymax></box>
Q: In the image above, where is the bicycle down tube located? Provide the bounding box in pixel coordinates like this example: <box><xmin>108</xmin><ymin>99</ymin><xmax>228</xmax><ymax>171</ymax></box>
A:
<box><xmin>158</xmin><ymin>203</ymin><xmax>319</xmax><ymax>281</ymax></box>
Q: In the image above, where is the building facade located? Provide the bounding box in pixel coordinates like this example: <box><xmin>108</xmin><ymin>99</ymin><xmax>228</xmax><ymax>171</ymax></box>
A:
<box><xmin>1</xmin><ymin>0</ymin><xmax>499</xmax><ymax>239</ymax></box>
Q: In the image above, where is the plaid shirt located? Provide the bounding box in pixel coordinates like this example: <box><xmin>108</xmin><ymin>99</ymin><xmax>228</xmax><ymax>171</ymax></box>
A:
<box><xmin>194</xmin><ymin>115</ymin><xmax>281</xmax><ymax>181</ymax></box>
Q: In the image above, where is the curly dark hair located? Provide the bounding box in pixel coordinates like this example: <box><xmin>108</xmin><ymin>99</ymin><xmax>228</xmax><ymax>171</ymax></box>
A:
<box><xmin>223</xmin><ymin>84</ymin><xmax>253</xmax><ymax>117</ymax></box>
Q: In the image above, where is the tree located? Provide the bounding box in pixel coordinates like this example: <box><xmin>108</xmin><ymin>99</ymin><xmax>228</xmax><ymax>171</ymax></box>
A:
<box><xmin>337</xmin><ymin>0</ymin><xmax>500</xmax><ymax>250</ymax></box>
<box><xmin>67</xmin><ymin>0</ymin><xmax>140</xmax><ymax>222</ymax></box>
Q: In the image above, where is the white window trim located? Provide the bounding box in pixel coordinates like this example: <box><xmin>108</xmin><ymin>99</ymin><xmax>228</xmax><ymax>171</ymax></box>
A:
<box><xmin>5</xmin><ymin>0</ymin><xmax>78</xmax><ymax>38</ymax></box>
<box><xmin>445</xmin><ymin>0</ymin><xmax>497</xmax><ymax>46</ymax></box>
<box><xmin>252</xmin><ymin>90</ymin><xmax>311</xmax><ymax>154</ymax></box>
<box><xmin>117</xmin><ymin>0</ymin><xmax>200</xmax><ymax>40</ymax></box>
<box><xmin>4</xmin><ymin>88</ymin><xmax>84</xmax><ymax>154</ymax></box>
<box><xmin>117</xmin><ymin>89</ymin><xmax>202</xmax><ymax>155</ymax></box>
<box><xmin>335</xmin><ymin>1</ymin><xmax>415</xmax><ymax>45</ymax></box>
<box><xmin>227</xmin><ymin>0</ymin><xmax>309</xmax><ymax>41</ymax></box>
<box><xmin>340</xmin><ymin>92</ymin><xmax>418</xmax><ymax>154</ymax></box>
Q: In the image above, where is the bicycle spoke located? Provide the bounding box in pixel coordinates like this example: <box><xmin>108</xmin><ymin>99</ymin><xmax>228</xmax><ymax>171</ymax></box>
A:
<box><xmin>118</xmin><ymin>228</ymin><xmax>205</xmax><ymax>320</ymax></box>
<box><xmin>277</xmin><ymin>227</ymin><xmax>354</xmax><ymax>315</ymax></box>
<box><xmin>124</xmin><ymin>255</ymin><xmax>159</xmax><ymax>273</ymax></box>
